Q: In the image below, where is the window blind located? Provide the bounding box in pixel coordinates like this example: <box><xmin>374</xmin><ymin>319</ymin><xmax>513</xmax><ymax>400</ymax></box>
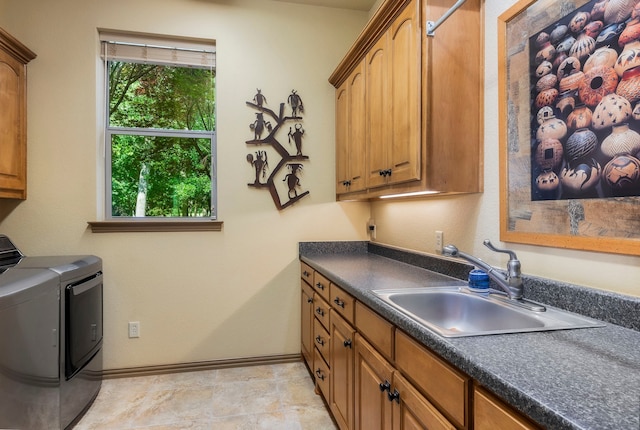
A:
<box><xmin>99</xmin><ymin>29</ymin><xmax>215</xmax><ymax>68</ymax></box>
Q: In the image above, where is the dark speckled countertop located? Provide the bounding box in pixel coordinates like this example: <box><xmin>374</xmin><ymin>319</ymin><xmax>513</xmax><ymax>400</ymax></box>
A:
<box><xmin>300</xmin><ymin>241</ymin><xmax>640</xmax><ymax>430</ymax></box>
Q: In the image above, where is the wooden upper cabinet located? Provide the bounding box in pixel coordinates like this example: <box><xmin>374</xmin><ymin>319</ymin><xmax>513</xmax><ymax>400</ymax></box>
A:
<box><xmin>336</xmin><ymin>82</ymin><xmax>350</xmax><ymax>193</ymax></box>
<box><xmin>385</xmin><ymin>0</ymin><xmax>421</xmax><ymax>186</ymax></box>
<box><xmin>336</xmin><ymin>60</ymin><xmax>367</xmax><ymax>195</ymax></box>
<box><xmin>366</xmin><ymin>34</ymin><xmax>390</xmax><ymax>188</ymax></box>
<box><xmin>367</xmin><ymin>0</ymin><xmax>420</xmax><ymax>189</ymax></box>
<box><xmin>0</xmin><ymin>28</ymin><xmax>36</xmax><ymax>200</ymax></box>
<box><xmin>330</xmin><ymin>0</ymin><xmax>483</xmax><ymax>199</ymax></box>
<box><xmin>424</xmin><ymin>0</ymin><xmax>483</xmax><ymax>193</ymax></box>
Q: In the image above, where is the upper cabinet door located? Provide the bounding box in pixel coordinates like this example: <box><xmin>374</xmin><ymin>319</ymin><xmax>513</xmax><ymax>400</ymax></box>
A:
<box><xmin>336</xmin><ymin>81</ymin><xmax>350</xmax><ymax>193</ymax></box>
<box><xmin>388</xmin><ymin>0</ymin><xmax>421</xmax><ymax>185</ymax></box>
<box><xmin>0</xmin><ymin>28</ymin><xmax>36</xmax><ymax>200</ymax></box>
<box><xmin>348</xmin><ymin>61</ymin><xmax>367</xmax><ymax>193</ymax></box>
<box><xmin>367</xmin><ymin>0</ymin><xmax>421</xmax><ymax>189</ymax></box>
<box><xmin>366</xmin><ymin>34</ymin><xmax>390</xmax><ymax>189</ymax></box>
<box><xmin>336</xmin><ymin>60</ymin><xmax>367</xmax><ymax>196</ymax></box>
<box><xmin>0</xmin><ymin>52</ymin><xmax>24</xmax><ymax>196</ymax></box>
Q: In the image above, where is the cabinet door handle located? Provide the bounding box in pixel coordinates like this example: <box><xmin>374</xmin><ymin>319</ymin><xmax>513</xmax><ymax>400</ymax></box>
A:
<box><xmin>315</xmin><ymin>307</ymin><xmax>325</xmax><ymax>317</ymax></box>
<box><xmin>307</xmin><ymin>297</ymin><xmax>313</xmax><ymax>304</ymax></box>
<box><xmin>315</xmin><ymin>282</ymin><xmax>325</xmax><ymax>290</ymax></box>
<box><xmin>343</xmin><ymin>338</ymin><xmax>352</xmax><ymax>348</ymax></box>
<box><xmin>315</xmin><ymin>369</ymin><xmax>325</xmax><ymax>381</ymax></box>
<box><xmin>379</xmin><ymin>380</ymin><xmax>391</xmax><ymax>392</ymax></box>
<box><xmin>388</xmin><ymin>389</ymin><xmax>400</xmax><ymax>403</ymax></box>
<box><xmin>333</xmin><ymin>297</ymin><xmax>345</xmax><ymax>308</ymax></box>
<box><xmin>315</xmin><ymin>335</ymin><xmax>325</xmax><ymax>346</ymax></box>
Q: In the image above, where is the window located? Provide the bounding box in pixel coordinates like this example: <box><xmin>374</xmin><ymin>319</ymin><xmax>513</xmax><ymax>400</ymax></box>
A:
<box><xmin>100</xmin><ymin>31</ymin><xmax>216</xmax><ymax>220</ymax></box>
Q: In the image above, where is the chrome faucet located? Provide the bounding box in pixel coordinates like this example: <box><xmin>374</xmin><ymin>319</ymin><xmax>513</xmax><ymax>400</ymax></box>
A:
<box><xmin>443</xmin><ymin>240</ymin><xmax>545</xmax><ymax>310</ymax></box>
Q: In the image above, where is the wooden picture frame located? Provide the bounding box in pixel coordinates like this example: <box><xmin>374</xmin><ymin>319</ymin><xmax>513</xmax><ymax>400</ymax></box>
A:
<box><xmin>498</xmin><ymin>0</ymin><xmax>640</xmax><ymax>256</ymax></box>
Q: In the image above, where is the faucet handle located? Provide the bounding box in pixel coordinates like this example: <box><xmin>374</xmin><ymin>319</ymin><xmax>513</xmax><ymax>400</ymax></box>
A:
<box><xmin>483</xmin><ymin>239</ymin><xmax>518</xmax><ymax>261</ymax></box>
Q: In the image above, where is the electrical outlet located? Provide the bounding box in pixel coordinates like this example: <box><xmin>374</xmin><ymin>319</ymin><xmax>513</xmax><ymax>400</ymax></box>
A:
<box><xmin>435</xmin><ymin>231</ymin><xmax>444</xmax><ymax>254</ymax></box>
<box><xmin>128</xmin><ymin>321</ymin><xmax>140</xmax><ymax>338</ymax></box>
<box><xmin>368</xmin><ymin>219</ymin><xmax>377</xmax><ymax>240</ymax></box>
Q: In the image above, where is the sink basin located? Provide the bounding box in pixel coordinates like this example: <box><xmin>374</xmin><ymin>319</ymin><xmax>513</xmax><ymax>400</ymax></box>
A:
<box><xmin>373</xmin><ymin>287</ymin><xmax>604</xmax><ymax>337</ymax></box>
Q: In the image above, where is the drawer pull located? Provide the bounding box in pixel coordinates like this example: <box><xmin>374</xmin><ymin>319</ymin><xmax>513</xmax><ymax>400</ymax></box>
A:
<box><xmin>307</xmin><ymin>297</ymin><xmax>313</xmax><ymax>304</ymax></box>
<box><xmin>333</xmin><ymin>297</ymin><xmax>345</xmax><ymax>308</ymax></box>
<box><xmin>315</xmin><ymin>369</ymin><xmax>325</xmax><ymax>381</ymax></box>
<box><xmin>315</xmin><ymin>307</ymin><xmax>325</xmax><ymax>317</ymax></box>
<box><xmin>315</xmin><ymin>335</ymin><xmax>325</xmax><ymax>346</ymax></box>
<box><xmin>388</xmin><ymin>389</ymin><xmax>400</xmax><ymax>403</ymax></box>
<box><xmin>343</xmin><ymin>339</ymin><xmax>352</xmax><ymax>349</ymax></box>
<box><xmin>379</xmin><ymin>380</ymin><xmax>391</xmax><ymax>393</ymax></box>
<box><xmin>315</xmin><ymin>282</ymin><xmax>325</xmax><ymax>290</ymax></box>
<box><xmin>303</xmin><ymin>270</ymin><xmax>310</xmax><ymax>277</ymax></box>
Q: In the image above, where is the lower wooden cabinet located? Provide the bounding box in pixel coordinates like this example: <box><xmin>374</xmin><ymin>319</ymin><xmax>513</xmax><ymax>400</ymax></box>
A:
<box><xmin>474</xmin><ymin>387</ymin><xmax>541</xmax><ymax>430</ymax></box>
<box><xmin>314</xmin><ymin>348</ymin><xmax>330</xmax><ymax>398</ymax></box>
<box><xmin>392</xmin><ymin>371</ymin><xmax>456</xmax><ymax>430</ymax></box>
<box><xmin>355</xmin><ymin>334</ymin><xmax>455</xmax><ymax>430</ymax></box>
<box><xmin>330</xmin><ymin>310</ymin><xmax>356</xmax><ymax>430</ymax></box>
<box><xmin>395</xmin><ymin>330</ymin><xmax>470</xmax><ymax>428</ymax></box>
<box><xmin>301</xmin><ymin>280</ymin><xmax>314</xmax><ymax>371</ymax></box>
<box><xmin>354</xmin><ymin>333</ymin><xmax>394</xmax><ymax>430</ymax></box>
<box><xmin>301</xmin><ymin>262</ymin><xmax>539</xmax><ymax>430</ymax></box>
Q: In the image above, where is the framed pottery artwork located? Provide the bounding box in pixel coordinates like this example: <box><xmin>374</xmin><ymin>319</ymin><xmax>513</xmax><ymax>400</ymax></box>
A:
<box><xmin>498</xmin><ymin>0</ymin><xmax>640</xmax><ymax>256</ymax></box>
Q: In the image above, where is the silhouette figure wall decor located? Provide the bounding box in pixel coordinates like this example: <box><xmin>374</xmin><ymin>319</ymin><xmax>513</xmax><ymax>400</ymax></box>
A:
<box><xmin>245</xmin><ymin>89</ymin><xmax>309</xmax><ymax>210</ymax></box>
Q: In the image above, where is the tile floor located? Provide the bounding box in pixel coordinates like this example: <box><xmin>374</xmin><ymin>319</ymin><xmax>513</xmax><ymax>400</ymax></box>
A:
<box><xmin>73</xmin><ymin>362</ymin><xmax>337</xmax><ymax>429</ymax></box>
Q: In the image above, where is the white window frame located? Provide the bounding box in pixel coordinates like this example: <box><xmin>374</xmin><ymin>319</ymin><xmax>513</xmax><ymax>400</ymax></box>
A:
<box><xmin>99</xmin><ymin>30</ymin><xmax>218</xmax><ymax>222</ymax></box>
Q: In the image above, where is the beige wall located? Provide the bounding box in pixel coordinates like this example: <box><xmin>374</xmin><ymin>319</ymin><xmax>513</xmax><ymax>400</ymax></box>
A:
<box><xmin>370</xmin><ymin>0</ymin><xmax>640</xmax><ymax>298</ymax></box>
<box><xmin>2</xmin><ymin>0</ymin><xmax>638</xmax><ymax>371</ymax></box>
<box><xmin>0</xmin><ymin>0</ymin><xmax>370</xmax><ymax>369</ymax></box>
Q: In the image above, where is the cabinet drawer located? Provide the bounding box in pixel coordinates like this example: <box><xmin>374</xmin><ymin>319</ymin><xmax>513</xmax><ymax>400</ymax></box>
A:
<box><xmin>474</xmin><ymin>387</ymin><xmax>540</xmax><ymax>430</ymax></box>
<box><xmin>393</xmin><ymin>371</ymin><xmax>456</xmax><ymax>430</ymax></box>
<box><xmin>314</xmin><ymin>348</ymin><xmax>330</xmax><ymax>399</ymax></box>
<box><xmin>313</xmin><ymin>271</ymin><xmax>331</xmax><ymax>302</ymax></box>
<box><xmin>313</xmin><ymin>317</ymin><xmax>330</xmax><ymax>365</ymax></box>
<box><xmin>330</xmin><ymin>283</ymin><xmax>355</xmax><ymax>324</ymax></box>
<box><xmin>314</xmin><ymin>295</ymin><xmax>331</xmax><ymax>330</ymax></box>
<box><xmin>395</xmin><ymin>330</ymin><xmax>470</xmax><ymax>429</ymax></box>
<box><xmin>301</xmin><ymin>262</ymin><xmax>314</xmax><ymax>286</ymax></box>
<box><xmin>355</xmin><ymin>302</ymin><xmax>394</xmax><ymax>360</ymax></box>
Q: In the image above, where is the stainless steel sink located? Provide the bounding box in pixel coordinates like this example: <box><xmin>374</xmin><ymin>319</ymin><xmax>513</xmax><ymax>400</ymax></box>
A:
<box><xmin>373</xmin><ymin>287</ymin><xmax>604</xmax><ymax>337</ymax></box>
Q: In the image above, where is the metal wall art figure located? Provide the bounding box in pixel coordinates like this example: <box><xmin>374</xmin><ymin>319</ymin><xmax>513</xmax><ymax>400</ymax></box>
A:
<box><xmin>245</xmin><ymin>89</ymin><xmax>309</xmax><ymax>210</ymax></box>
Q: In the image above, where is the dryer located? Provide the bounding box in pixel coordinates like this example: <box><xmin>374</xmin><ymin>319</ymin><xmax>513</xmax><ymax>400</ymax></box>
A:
<box><xmin>0</xmin><ymin>235</ymin><xmax>103</xmax><ymax>429</ymax></box>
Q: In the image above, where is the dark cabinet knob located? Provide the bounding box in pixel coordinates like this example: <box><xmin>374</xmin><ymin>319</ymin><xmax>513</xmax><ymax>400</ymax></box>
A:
<box><xmin>343</xmin><ymin>338</ymin><xmax>352</xmax><ymax>348</ymax></box>
<box><xmin>333</xmin><ymin>297</ymin><xmax>345</xmax><ymax>308</ymax></box>
<box><xmin>388</xmin><ymin>389</ymin><xmax>400</xmax><ymax>403</ymax></box>
<box><xmin>315</xmin><ymin>307</ymin><xmax>325</xmax><ymax>317</ymax></box>
<box><xmin>315</xmin><ymin>369</ymin><xmax>325</xmax><ymax>381</ymax></box>
<box><xmin>315</xmin><ymin>335</ymin><xmax>325</xmax><ymax>346</ymax></box>
<box><xmin>379</xmin><ymin>380</ymin><xmax>391</xmax><ymax>392</ymax></box>
<box><xmin>307</xmin><ymin>297</ymin><xmax>313</xmax><ymax>304</ymax></box>
<box><xmin>315</xmin><ymin>282</ymin><xmax>325</xmax><ymax>290</ymax></box>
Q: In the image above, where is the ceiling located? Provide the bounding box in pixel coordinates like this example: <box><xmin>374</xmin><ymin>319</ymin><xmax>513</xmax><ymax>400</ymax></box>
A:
<box><xmin>271</xmin><ymin>0</ymin><xmax>378</xmax><ymax>11</ymax></box>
